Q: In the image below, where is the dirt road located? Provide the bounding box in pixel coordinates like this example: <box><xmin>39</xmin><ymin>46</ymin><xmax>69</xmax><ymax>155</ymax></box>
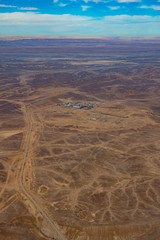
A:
<box><xmin>18</xmin><ymin>107</ymin><xmax>68</xmax><ymax>240</ymax></box>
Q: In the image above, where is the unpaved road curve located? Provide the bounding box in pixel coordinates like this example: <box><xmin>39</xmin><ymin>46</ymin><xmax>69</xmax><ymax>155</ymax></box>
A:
<box><xmin>18</xmin><ymin>107</ymin><xmax>68</xmax><ymax>240</ymax></box>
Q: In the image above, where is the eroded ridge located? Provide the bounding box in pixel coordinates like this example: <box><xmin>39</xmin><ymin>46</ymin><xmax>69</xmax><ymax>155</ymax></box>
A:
<box><xmin>32</xmin><ymin>101</ymin><xmax>160</xmax><ymax>225</ymax></box>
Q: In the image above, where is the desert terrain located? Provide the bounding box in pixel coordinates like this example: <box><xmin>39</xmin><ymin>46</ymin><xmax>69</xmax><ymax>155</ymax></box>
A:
<box><xmin>0</xmin><ymin>38</ymin><xmax>160</xmax><ymax>239</ymax></box>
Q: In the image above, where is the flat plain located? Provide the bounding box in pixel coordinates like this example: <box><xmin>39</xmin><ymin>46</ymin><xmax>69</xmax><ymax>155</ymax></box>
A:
<box><xmin>0</xmin><ymin>38</ymin><xmax>160</xmax><ymax>240</ymax></box>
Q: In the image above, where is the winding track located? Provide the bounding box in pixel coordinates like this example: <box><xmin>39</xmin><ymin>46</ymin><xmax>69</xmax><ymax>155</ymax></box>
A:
<box><xmin>18</xmin><ymin>107</ymin><xmax>68</xmax><ymax>240</ymax></box>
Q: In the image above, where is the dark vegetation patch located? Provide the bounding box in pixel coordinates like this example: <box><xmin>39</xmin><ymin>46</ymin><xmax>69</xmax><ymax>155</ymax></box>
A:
<box><xmin>0</xmin><ymin>133</ymin><xmax>23</xmax><ymax>151</ymax></box>
<box><xmin>0</xmin><ymin>170</ymin><xmax>7</xmax><ymax>182</ymax></box>
<box><xmin>1</xmin><ymin>119</ymin><xmax>24</xmax><ymax>129</ymax></box>
<box><xmin>0</xmin><ymin>162</ymin><xmax>5</xmax><ymax>171</ymax></box>
<box><xmin>36</xmin><ymin>147</ymin><xmax>50</xmax><ymax>157</ymax></box>
<box><xmin>0</xmin><ymin>101</ymin><xmax>21</xmax><ymax>114</ymax></box>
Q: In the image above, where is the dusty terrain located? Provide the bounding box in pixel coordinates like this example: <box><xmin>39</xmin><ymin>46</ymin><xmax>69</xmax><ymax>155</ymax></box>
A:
<box><xmin>0</xmin><ymin>38</ymin><xmax>160</xmax><ymax>239</ymax></box>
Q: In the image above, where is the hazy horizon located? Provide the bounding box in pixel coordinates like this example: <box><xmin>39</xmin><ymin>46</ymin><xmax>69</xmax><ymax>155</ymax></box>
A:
<box><xmin>0</xmin><ymin>0</ymin><xmax>160</xmax><ymax>37</ymax></box>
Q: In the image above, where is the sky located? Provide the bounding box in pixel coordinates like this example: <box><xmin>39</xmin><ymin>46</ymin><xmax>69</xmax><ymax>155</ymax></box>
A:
<box><xmin>0</xmin><ymin>0</ymin><xmax>160</xmax><ymax>37</ymax></box>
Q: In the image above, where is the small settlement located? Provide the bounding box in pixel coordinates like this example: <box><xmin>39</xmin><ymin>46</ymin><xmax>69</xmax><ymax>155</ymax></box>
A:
<box><xmin>58</xmin><ymin>102</ymin><xmax>99</xmax><ymax>110</ymax></box>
